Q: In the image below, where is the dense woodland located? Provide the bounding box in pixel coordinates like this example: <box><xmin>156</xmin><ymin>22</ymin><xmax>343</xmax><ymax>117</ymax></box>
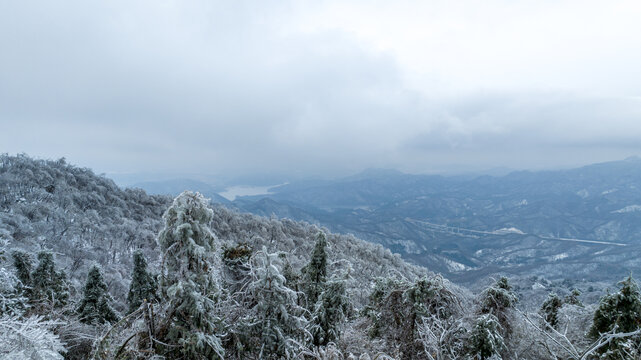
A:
<box><xmin>2</xmin><ymin>154</ymin><xmax>641</xmax><ymax>359</ymax></box>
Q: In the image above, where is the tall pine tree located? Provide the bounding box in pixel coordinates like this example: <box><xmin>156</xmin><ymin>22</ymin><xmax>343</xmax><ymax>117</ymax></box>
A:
<box><xmin>478</xmin><ymin>276</ymin><xmax>517</xmax><ymax>337</ymax></box>
<box><xmin>30</xmin><ymin>251</ymin><xmax>69</xmax><ymax>310</ymax></box>
<box><xmin>310</xmin><ymin>279</ymin><xmax>350</xmax><ymax>346</ymax></box>
<box><xmin>11</xmin><ymin>250</ymin><xmax>32</xmax><ymax>289</ymax></box>
<box><xmin>126</xmin><ymin>250</ymin><xmax>157</xmax><ymax>313</ymax></box>
<box><xmin>247</xmin><ymin>248</ymin><xmax>309</xmax><ymax>358</ymax></box>
<box><xmin>77</xmin><ymin>265</ymin><xmax>118</xmax><ymax>325</ymax></box>
<box><xmin>301</xmin><ymin>232</ymin><xmax>328</xmax><ymax>308</ymax></box>
<box><xmin>157</xmin><ymin>191</ymin><xmax>224</xmax><ymax>359</ymax></box>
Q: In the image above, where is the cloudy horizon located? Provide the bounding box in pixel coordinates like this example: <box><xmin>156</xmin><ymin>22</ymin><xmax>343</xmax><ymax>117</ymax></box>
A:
<box><xmin>2</xmin><ymin>0</ymin><xmax>641</xmax><ymax>180</ymax></box>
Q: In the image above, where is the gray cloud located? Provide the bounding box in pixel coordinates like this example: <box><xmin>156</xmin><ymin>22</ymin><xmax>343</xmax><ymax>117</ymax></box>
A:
<box><xmin>1</xmin><ymin>1</ymin><xmax>640</xmax><ymax>179</ymax></box>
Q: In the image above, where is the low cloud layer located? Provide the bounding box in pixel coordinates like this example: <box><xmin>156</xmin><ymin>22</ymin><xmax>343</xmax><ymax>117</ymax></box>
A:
<box><xmin>1</xmin><ymin>1</ymin><xmax>641</xmax><ymax>179</ymax></box>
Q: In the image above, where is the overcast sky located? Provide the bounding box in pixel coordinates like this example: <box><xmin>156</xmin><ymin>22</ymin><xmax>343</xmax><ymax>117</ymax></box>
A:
<box><xmin>2</xmin><ymin>0</ymin><xmax>641</xmax><ymax>181</ymax></box>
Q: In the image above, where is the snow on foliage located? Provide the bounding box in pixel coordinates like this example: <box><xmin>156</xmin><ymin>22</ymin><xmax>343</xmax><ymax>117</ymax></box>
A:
<box><xmin>157</xmin><ymin>191</ymin><xmax>225</xmax><ymax>359</ymax></box>
<box><xmin>0</xmin><ymin>315</ymin><xmax>65</xmax><ymax>360</ymax></box>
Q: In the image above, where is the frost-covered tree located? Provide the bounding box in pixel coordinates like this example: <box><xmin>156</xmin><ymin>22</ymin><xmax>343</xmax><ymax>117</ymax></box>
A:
<box><xmin>156</xmin><ymin>191</ymin><xmax>225</xmax><ymax>359</ymax></box>
<box><xmin>468</xmin><ymin>314</ymin><xmax>505</xmax><ymax>360</ymax></box>
<box><xmin>302</xmin><ymin>232</ymin><xmax>328</xmax><ymax>308</ymax></box>
<box><xmin>77</xmin><ymin>265</ymin><xmax>118</xmax><ymax>325</ymax></box>
<box><xmin>1</xmin><ymin>240</ymin><xmax>26</xmax><ymax>316</ymax></box>
<box><xmin>478</xmin><ymin>277</ymin><xmax>517</xmax><ymax>337</ymax></box>
<box><xmin>281</xmin><ymin>254</ymin><xmax>300</xmax><ymax>292</ymax></box>
<box><xmin>364</xmin><ymin>277</ymin><xmax>406</xmax><ymax>338</ymax></box>
<box><xmin>222</xmin><ymin>243</ymin><xmax>253</xmax><ymax>294</ymax></box>
<box><xmin>310</xmin><ymin>278</ymin><xmax>350</xmax><ymax>346</ymax></box>
<box><xmin>126</xmin><ymin>250</ymin><xmax>157</xmax><ymax>313</ymax></box>
<box><xmin>0</xmin><ymin>267</ymin><xmax>26</xmax><ymax>316</ymax></box>
<box><xmin>540</xmin><ymin>292</ymin><xmax>562</xmax><ymax>328</ymax></box>
<box><xmin>246</xmin><ymin>248</ymin><xmax>309</xmax><ymax>358</ymax></box>
<box><xmin>366</xmin><ymin>275</ymin><xmax>460</xmax><ymax>359</ymax></box>
<box><xmin>564</xmin><ymin>288</ymin><xmax>583</xmax><ymax>306</ymax></box>
<box><xmin>11</xmin><ymin>250</ymin><xmax>33</xmax><ymax>293</ymax></box>
<box><xmin>406</xmin><ymin>275</ymin><xmax>460</xmax><ymax>321</ymax></box>
<box><xmin>30</xmin><ymin>252</ymin><xmax>68</xmax><ymax>310</ymax></box>
<box><xmin>589</xmin><ymin>275</ymin><xmax>641</xmax><ymax>358</ymax></box>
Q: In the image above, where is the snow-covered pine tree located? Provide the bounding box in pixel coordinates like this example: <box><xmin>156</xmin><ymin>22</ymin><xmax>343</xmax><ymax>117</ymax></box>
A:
<box><xmin>468</xmin><ymin>313</ymin><xmax>505</xmax><ymax>360</ymax></box>
<box><xmin>301</xmin><ymin>232</ymin><xmax>328</xmax><ymax>308</ymax></box>
<box><xmin>247</xmin><ymin>247</ymin><xmax>309</xmax><ymax>358</ymax></box>
<box><xmin>156</xmin><ymin>191</ymin><xmax>225</xmax><ymax>359</ymax></box>
<box><xmin>540</xmin><ymin>292</ymin><xmax>562</xmax><ymax>328</ymax></box>
<box><xmin>126</xmin><ymin>250</ymin><xmax>157</xmax><ymax>313</ymax></box>
<box><xmin>310</xmin><ymin>278</ymin><xmax>350</xmax><ymax>346</ymax></box>
<box><xmin>11</xmin><ymin>250</ymin><xmax>33</xmax><ymax>293</ymax></box>
<box><xmin>76</xmin><ymin>265</ymin><xmax>118</xmax><ymax>325</ymax></box>
<box><xmin>589</xmin><ymin>275</ymin><xmax>641</xmax><ymax>358</ymax></box>
<box><xmin>564</xmin><ymin>289</ymin><xmax>583</xmax><ymax>306</ymax></box>
<box><xmin>30</xmin><ymin>251</ymin><xmax>69</xmax><ymax>310</ymax></box>
<box><xmin>478</xmin><ymin>277</ymin><xmax>517</xmax><ymax>337</ymax></box>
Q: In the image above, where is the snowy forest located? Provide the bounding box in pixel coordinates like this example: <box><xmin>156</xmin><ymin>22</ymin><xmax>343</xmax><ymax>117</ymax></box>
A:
<box><xmin>2</xmin><ymin>154</ymin><xmax>641</xmax><ymax>359</ymax></box>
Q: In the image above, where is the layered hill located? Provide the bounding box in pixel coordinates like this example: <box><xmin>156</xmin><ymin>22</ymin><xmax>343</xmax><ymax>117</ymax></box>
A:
<box><xmin>227</xmin><ymin>158</ymin><xmax>641</xmax><ymax>286</ymax></box>
<box><xmin>0</xmin><ymin>154</ymin><xmax>427</xmax><ymax>310</ymax></box>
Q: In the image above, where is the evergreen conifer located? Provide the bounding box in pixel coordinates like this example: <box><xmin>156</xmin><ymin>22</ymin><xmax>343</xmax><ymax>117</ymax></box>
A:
<box><xmin>11</xmin><ymin>250</ymin><xmax>33</xmax><ymax>291</ymax></box>
<box><xmin>540</xmin><ymin>292</ymin><xmax>562</xmax><ymax>328</ymax></box>
<box><xmin>478</xmin><ymin>276</ymin><xmax>517</xmax><ymax>337</ymax></box>
<box><xmin>468</xmin><ymin>313</ymin><xmax>505</xmax><ymax>360</ymax></box>
<box><xmin>77</xmin><ymin>265</ymin><xmax>118</xmax><ymax>325</ymax></box>
<box><xmin>248</xmin><ymin>248</ymin><xmax>308</xmax><ymax>358</ymax></box>
<box><xmin>126</xmin><ymin>250</ymin><xmax>157</xmax><ymax>313</ymax></box>
<box><xmin>564</xmin><ymin>289</ymin><xmax>583</xmax><ymax>306</ymax></box>
<box><xmin>30</xmin><ymin>251</ymin><xmax>68</xmax><ymax>309</ymax></box>
<box><xmin>310</xmin><ymin>279</ymin><xmax>350</xmax><ymax>346</ymax></box>
<box><xmin>157</xmin><ymin>191</ymin><xmax>224</xmax><ymax>359</ymax></box>
<box><xmin>301</xmin><ymin>232</ymin><xmax>328</xmax><ymax>308</ymax></box>
<box><xmin>589</xmin><ymin>275</ymin><xmax>641</xmax><ymax>358</ymax></box>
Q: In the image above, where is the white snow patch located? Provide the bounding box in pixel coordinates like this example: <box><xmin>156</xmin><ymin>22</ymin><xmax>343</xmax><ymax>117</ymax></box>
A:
<box><xmin>552</xmin><ymin>253</ymin><xmax>568</xmax><ymax>261</ymax></box>
<box><xmin>517</xmin><ymin>199</ymin><xmax>528</xmax><ymax>206</ymax></box>
<box><xmin>444</xmin><ymin>258</ymin><xmax>469</xmax><ymax>272</ymax></box>
<box><xmin>493</xmin><ymin>227</ymin><xmax>525</xmax><ymax>235</ymax></box>
<box><xmin>602</xmin><ymin>188</ymin><xmax>618</xmax><ymax>195</ymax></box>
<box><xmin>612</xmin><ymin>205</ymin><xmax>641</xmax><ymax>214</ymax></box>
<box><xmin>532</xmin><ymin>282</ymin><xmax>546</xmax><ymax>290</ymax></box>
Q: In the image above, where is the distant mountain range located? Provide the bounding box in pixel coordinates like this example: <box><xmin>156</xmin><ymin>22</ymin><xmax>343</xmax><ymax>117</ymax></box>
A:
<box><xmin>129</xmin><ymin>157</ymin><xmax>641</xmax><ymax>286</ymax></box>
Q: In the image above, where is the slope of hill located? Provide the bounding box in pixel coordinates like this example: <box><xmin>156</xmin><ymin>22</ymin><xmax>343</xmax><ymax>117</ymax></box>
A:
<box><xmin>0</xmin><ymin>154</ymin><xmax>172</xmax><ymax>306</ymax></box>
<box><xmin>0</xmin><ymin>154</ymin><xmax>427</xmax><ymax>309</ymax></box>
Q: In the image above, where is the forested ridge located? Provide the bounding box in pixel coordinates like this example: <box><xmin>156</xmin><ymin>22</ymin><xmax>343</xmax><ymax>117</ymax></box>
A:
<box><xmin>2</xmin><ymin>154</ymin><xmax>641</xmax><ymax>359</ymax></box>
